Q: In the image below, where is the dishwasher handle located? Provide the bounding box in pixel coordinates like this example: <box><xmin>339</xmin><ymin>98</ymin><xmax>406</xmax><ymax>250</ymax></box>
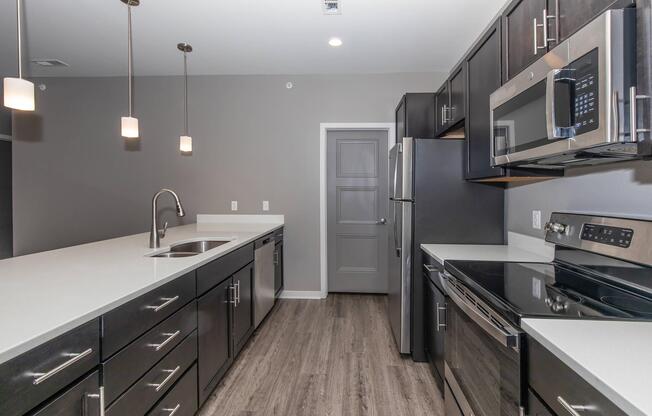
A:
<box><xmin>255</xmin><ymin>235</ymin><xmax>276</xmax><ymax>249</ymax></box>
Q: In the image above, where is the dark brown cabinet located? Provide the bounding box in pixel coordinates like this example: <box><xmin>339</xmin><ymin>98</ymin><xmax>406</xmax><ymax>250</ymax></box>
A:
<box><xmin>396</xmin><ymin>93</ymin><xmax>436</xmax><ymax>139</ymax></box>
<box><xmin>502</xmin><ymin>0</ymin><xmax>547</xmax><ymax>82</ymax></box>
<box><xmin>448</xmin><ymin>65</ymin><xmax>466</xmax><ymax>126</ymax></box>
<box><xmin>556</xmin><ymin>0</ymin><xmax>633</xmax><ymax>43</ymax></box>
<box><xmin>424</xmin><ymin>270</ymin><xmax>446</xmax><ymax>393</ymax></box>
<box><xmin>274</xmin><ymin>240</ymin><xmax>284</xmax><ymax>296</ymax></box>
<box><xmin>233</xmin><ymin>263</ymin><xmax>254</xmax><ymax>356</ymax></box>
<box><xmin>465</xmin><ymin>20</ymin><xmax>505</xmax><ymax>180</ymax></box>
<box><xmin>197</xmin><ymin>277</ymin><xmax>233</xmax><ymax>403</ymax></box>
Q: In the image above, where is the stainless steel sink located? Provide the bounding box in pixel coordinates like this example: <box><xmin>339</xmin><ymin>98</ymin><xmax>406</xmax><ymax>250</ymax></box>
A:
<box><xmin>149</xmin><ymin>239</ymin><xmax>230</xmax><ymax>258</ymax></box>
<box><xmin>169</xmin><ymin>240</ymin><xmax>229</xmax><ymax>253</ymax></box>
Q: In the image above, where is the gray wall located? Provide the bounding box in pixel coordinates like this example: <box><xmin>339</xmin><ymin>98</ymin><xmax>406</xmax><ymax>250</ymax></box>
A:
<box><xmin>506</xmin><ymin>160</ymin><xmax>652</xmax><ymax>238</ymax></box>
<box><xmin>12</xmin><ymin>72</ymin><xmax>445</xmax><ymax>292</ymax></box>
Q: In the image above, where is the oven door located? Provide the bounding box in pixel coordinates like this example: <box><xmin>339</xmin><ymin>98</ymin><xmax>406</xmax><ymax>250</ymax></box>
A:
<box><xmin>443</xmin><ymin>273</ymin><xmax>525</xmax><ymax>416</ymax></box>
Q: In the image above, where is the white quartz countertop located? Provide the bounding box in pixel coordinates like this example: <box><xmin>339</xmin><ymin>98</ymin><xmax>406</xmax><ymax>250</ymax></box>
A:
<box><xmin>421</xmin><ymin>241</ymin><xmax>552</xmax><ymax>266</ymax></box>
<box><xmin>522</xmin><ymin>318</ymin><xmax>652</xmax><ymax>416</ymax></box>
<box><xmin>0</xmin><ymin>220</ymin><xmax>283</xmax><ymax>365</ymax></box>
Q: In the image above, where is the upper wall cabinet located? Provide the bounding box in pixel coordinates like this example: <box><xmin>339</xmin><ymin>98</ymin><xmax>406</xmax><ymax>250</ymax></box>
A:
<box><xmin>396</xmin><ymin>93</ymin><xmax>436</xmax><ymax>140</ymax></box>
<box><xmin>435</xmin><ymin>64</ymin><xmax>466</xmax><ymax>136</ymax></box>
<box><xmin>502</xmin><ymin>0</ymin><xmax>634</xmax><ymax>82</ymax></box>
<box><xmin>465</xmin><ymin>20</ymin><xmax>504</xmax><ymax>180</ymax></box>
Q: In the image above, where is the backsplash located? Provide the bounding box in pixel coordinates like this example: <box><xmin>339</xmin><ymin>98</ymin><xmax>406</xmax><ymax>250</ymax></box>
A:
<box><xmin>506</xmin><ymin>160</ymin><xmax>652</xmax><ymax>238</ymax></box>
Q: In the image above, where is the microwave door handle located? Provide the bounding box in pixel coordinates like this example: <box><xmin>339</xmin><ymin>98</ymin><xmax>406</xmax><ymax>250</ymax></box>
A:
<box><xmin>546</xmin><ymin>69</ymin><xmax>558</xmax><ymax>140</ymax></box>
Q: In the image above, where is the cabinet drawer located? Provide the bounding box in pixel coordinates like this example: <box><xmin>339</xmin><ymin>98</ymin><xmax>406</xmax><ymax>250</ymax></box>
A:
<box><xmin>197</xmin><ymin>243</ymin><xmax>254</xmax><ymax>295</ymax></box>
<box><xmin>528</xmin><ymin>338</ymin><xmax>628</xmax><ymax>416</ymax></box>
<box><xmin>106</xmin><ymin>330</ymin><xmax>197</xmax><ymax>416</ymax></box>
<box><xmin>103</xmin><ymin>301</ymin><xmax>197</xmax><ymax>405</ymax></box>
<box><xmin>147</xmin><ymin>364</ymin><xmax>198</xmax><ymax>416</ymax></box>
<box><xmin>32</xmin><ymin>370</ymin><xmax>101</xmax><ymax>416</ymax></box>
<box><xmin>102</xmin><ymin>271</ymin><xmax>196</xmax><ymax>359</ymax></box>
<box><xmin>0</xmin><ymin>319</ymin><xmax>100</xmax><ymax>416</ymax></box>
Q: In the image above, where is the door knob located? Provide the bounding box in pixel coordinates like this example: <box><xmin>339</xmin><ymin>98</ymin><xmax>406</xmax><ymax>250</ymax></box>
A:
<box><xmin>376</xmin><ymin>218</ymin><xmax>387</xmax><ymax>225</ymax></box>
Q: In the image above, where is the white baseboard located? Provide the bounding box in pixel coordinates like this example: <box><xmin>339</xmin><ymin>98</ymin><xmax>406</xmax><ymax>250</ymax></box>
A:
<box><xmin>278</xmin><ymin>290</ymin><xmax>325</xmax><ymax>300</ymax></box>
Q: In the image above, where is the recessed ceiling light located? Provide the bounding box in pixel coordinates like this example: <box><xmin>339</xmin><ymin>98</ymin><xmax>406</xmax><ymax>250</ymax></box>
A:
<box><xmin>328</xmin><ymin>37</ymin><xmax>343</xmax><ymax>47</ymax></box>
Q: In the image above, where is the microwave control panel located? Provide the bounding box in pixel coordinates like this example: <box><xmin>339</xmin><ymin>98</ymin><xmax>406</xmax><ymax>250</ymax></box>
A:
<box><xmin>581</xmin><ymin>223</ymin><xmax>633</xmax><ymax>248</ymax></box>
<box><xmin>571</xmin><ymin>49</ymin><xmax>600</xmax><ymax>135</ymax></box>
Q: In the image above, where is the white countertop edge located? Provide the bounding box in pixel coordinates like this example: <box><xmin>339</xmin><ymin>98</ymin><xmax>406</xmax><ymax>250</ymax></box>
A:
<box><xmin>522</xmin><ymin>319</ymin><xmax>647</xmax><ymax>416</ymax></box>
<box><xmin>0</xmin><ymin>222</ymin><xmax>283</xmax><ymax>365</ymax></box>
<box><xmin>197</xmin><ymin>214</ymin><xmax>285</xmax><ymax>224</ymax></box>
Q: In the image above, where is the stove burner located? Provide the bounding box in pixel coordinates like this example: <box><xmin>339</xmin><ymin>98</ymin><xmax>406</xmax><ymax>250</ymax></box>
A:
<box><xmin>600</xmin><ymin>296</ymin><xmax>652</xmax><ymax>315</ymax></box>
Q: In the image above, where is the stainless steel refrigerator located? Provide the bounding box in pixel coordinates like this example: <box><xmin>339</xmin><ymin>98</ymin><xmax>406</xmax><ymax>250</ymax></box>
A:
<box><xmin>388</xmin><ymin>137</ymin><xmax>504</xmax><ymax>356</ymax></box>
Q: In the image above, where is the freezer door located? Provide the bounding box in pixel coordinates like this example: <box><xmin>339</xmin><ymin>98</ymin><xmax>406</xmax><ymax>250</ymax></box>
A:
<box><xmin>388</xmin><ymin>199</ymin><xmax>412</xmax><ymax>354</ymax></box>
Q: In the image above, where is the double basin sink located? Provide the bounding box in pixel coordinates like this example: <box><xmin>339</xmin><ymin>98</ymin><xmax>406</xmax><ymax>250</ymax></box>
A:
<box><xmin>150</xmin><ymin>239</ymin><xmax>230</xmax><ymax>258</ymax></box>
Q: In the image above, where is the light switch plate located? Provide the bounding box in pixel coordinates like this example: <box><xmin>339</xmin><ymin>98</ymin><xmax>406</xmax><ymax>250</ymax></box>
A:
<box><xmin>231</xmin><ymin>201</ymin><xmax>238</xmax><ymax>211</ymax></box>
<box><xmin>532</xmin><ymin>210</ymin><xmax>542</xmax><ymax>229</ymax></box>
<box><xmin>262</xmin><ymin>201</ymin><xmax>270</xmax><ymax>211</ymax></box>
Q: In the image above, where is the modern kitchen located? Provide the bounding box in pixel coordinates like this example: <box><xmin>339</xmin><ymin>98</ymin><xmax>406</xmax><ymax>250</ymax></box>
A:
<box><xmin>1</xmin><ymin>0</ymin><xmax>652</xmax><ymax>415</ymax></box>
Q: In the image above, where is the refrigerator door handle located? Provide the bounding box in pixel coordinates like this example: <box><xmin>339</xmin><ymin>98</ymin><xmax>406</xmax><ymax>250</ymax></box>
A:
<box><xmin>391</xmin><ymin>148</ymin><xmax>399</xmax><ymax>200</ymax></box>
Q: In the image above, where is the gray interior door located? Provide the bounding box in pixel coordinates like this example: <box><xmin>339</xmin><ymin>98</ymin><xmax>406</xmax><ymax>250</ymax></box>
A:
<box><xmin>327</xmin><ymin>129</ymin><xmax>389</xmax><ymax>293</ymax></box>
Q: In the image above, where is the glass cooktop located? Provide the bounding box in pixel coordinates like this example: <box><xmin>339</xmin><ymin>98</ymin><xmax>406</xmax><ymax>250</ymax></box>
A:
<box><xmin>444</xmin><ymin>260</ymin><xmax>652</xmax><ymax>324</ymax></box>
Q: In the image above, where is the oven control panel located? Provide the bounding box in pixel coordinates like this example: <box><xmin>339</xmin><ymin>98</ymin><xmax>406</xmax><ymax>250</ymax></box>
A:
<box><xmin>571</xmin><ymin>48</ymin><xmax>599</xmax><ymax>135</ymax></box>
<box><xmin>581</xmin><ymin>223</ymin><xmax>633</xmax><ymax>248</ymax></box>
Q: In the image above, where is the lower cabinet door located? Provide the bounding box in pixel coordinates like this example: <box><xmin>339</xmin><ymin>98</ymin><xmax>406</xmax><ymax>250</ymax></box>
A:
<box><xmin>197</xmin><ymin>277</ymin><xmax>233</xmax><ymax>404</ymax></box>
<box><xmin>274</xmin><ymin>243</ymin><xmax>284</xmax><ymax>296</ymax></box>
<box><xmin>424</xmin><ymin>274</ymin><xmax>446</xmax><ymax>392</ymax></box>
<box><xmin>32</xmin><ymin>371</ymin><xmax>101</xmax><ymax>416</ymax></box>
<box><xmin>147</xmin><ymin>364</ymin><xmax>198</xmax><ymax>416</ymax></box>
<box><xmin>233</xmin><ymin>263</ymin><xmax>254</xmax><ymax>355</ymax></box>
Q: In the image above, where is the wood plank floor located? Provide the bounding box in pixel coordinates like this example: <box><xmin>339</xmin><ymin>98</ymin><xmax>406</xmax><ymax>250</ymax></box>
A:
<box><xmin>199</xmin><ymin>294</ymin><xmax>444</xmax><ymax>416</ymax></box>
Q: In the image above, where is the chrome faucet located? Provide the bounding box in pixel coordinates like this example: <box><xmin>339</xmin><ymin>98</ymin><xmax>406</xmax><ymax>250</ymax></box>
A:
<box><xmin>150</xmin><ymin>189</ymin><xmax>186</xmax><ymax>249</ymax></box>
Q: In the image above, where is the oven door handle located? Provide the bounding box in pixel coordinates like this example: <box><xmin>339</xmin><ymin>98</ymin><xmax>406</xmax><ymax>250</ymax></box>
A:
<box><xmin>442</xmin><ymin>272</ymin><xmax>521</xmax><ymax>351</ymax></box>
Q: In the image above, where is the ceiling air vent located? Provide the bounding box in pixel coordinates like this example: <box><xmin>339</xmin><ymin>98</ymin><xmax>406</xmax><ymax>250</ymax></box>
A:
<box><xmin>31</xmin><ymin>59</ymin><xmax>69</xmax><ymax>68</ymax></box>
<box><xmin>322</xmin><ymin>0</ymin><xmax>341</xmax><ymax>15</ymax></box>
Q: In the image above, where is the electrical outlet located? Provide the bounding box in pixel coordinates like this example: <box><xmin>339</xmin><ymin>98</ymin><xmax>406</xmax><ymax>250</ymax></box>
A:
<box><xmin>231</xmin><ymin>201</ymin><xmax>238</xmax><ymax>211</ymax></box>
<box><xmin>262</xmin><ymin>201</ymin><xmax>270</xmax><ymax>211</ymax></box>
<box><xmin>532</xmin><ymin>210</ymin><xmax>542</xmax><ymax>229</ymax></box>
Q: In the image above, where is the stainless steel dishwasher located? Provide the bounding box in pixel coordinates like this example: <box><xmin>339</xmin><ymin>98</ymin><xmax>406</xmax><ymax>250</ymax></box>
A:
<box><xmin>254</xmin><ymin>234</ymin><xmax>276</xmax><ymax>328</ymax></box>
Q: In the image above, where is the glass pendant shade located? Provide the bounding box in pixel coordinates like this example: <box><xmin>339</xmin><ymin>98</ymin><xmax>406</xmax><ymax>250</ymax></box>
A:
<box><xmin>180</xmin><ymin>135</ymin><xmax>192</xmax><ymax>153</ymax></box>
<box><xmin>3</xmin><ymin>77</ymin><xmax>34</xmax><ymax>111</ymax></box>
<box><xmin>121</xmin><ymin>116</ymin><xmax>139</xmax><ymax>138</ymax></box>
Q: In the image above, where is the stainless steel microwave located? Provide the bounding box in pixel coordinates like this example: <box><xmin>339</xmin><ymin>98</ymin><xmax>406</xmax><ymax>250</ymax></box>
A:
<box><xmin>490</xmin><ymin>9</ymin><xmax>641</xmax><ymax>168</ymax></box>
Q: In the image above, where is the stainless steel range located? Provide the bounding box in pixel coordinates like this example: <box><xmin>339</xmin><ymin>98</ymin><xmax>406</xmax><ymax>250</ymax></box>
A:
<box><xmin>440</xmin><ymin>213</ymin><xmax>652</xmax><ymax>416</ymax></box>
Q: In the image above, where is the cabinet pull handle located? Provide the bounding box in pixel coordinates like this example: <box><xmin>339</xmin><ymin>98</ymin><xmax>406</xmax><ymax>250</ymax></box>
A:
<box><xmin>85</xmin><ymin>386</ymin><xmax>106</xmax><ymax>416</ymax></box>
<box><xmin>229</xmin><ymin>285</ymin><xmax>237</xmax><ymax>305</ymax></box>
<box><xmin>32</xmin><ymin>348</ymin><xmax>93</xmax><ymax>385</ymax></box>
<box><xmin>163</xmin><ymin>404</ymin><xmax>181</xmax><ymax>416</ymax></box>
<box><xmin>146</xmin><ymin>296</ymin><xmax>179</xmax><ymax>312</ymax></box>
<box><xmin>435</xmin><ymin>302</ymin><xmax>447</xmax><ymax>332</ymax></box>
<box><xmin>149</xmin><ymin>366</ymin><xmax>181</xmax><ymax>392</ymax></box>
<box><xmin>557</xmin><ymin>396</ymin><xmax>590</xmax><ymax>416</ymax></box>
<box><xmin>630</xmin><ymin>86</ymin><xmax>651</xmax><ymax>141</ymax></box>
<box><xmin>148</xmin><ymin>330</ymin><xmax>181</xmax><ymax>351</ymax></box>
<box><xmin>423</xmin><ymin>264</ymin><xmax>438</xmax><ymax>273</ymax></box>
<box><xmin>273</xmin><ymin>250</ymin><xmax>279</xmax><ymax>265</ymax></box>
<box><xmin>235</xmin><ymin>280</ymin><xmax>241</xmax><ymax>305</ymax></box>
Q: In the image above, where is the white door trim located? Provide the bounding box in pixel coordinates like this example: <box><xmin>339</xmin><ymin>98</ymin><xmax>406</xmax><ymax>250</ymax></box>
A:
<box><xmin>319</xmin><ymin>122</ymin><xmax>396</xmax><ymax>299</ymax></box>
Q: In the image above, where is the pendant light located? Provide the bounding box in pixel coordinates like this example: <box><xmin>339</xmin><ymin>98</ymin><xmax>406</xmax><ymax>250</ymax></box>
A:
<box><xmin>120</xmin><ymin>0</ymin><xmax>139</xmax><ymax>138</ymax></box>
<box><xmin>3</xmin><ymin>0</ymin><xmax>35</xmax><ymax>111</ymax></box>
<box><xmin>177</xmin><ymin>42</ymin><xmax>193</xmax><ymax>153</ymax></box>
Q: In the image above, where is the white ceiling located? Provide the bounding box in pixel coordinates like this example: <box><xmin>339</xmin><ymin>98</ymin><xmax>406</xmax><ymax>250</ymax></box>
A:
<box><xmin>0</xmin><ymin>0</ymin><xmax>505</xmax><ymax>77</ymax></box>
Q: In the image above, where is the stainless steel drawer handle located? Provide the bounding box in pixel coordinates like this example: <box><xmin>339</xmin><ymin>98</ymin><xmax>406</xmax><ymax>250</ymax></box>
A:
<box><xmin>32</xmin><ymin>348</ymin><xmax>94</xmax><ymax>385</ymax></box>
<box><xmin>423</xmin><ymin>264</ymin><xmax>438</xmax><ymax>273</ymax></box>
<box><xmin>435</xmin><ymin>302</ymin><xmax>447</xmax><ymax>332</ymax></box>
<box><xmin>86</xmin><ymin>386</ymin><xmax>106</xmax><ymax>416</ymax></box>
<box><xmin>146</xmin><ymin>296</ymin><xmax>179</xmax><ymax>312</ymax></box>
<box><xmin>149</xmin><ymin>330</ymin><xmax>181</xmax><ymax>351</ymax></box>
<box><xmin>235</xmin><ymin>280</ymin><xmax>241</xmax><ymax>305</ymax></box>
<box><xmin>557</xmin><ymin>396</ymin><xmax>590</xmax><ymax>416</ymax></box>
<box><xmin>163</xmin><ymin>404</ymin><xmax>181</xmax><ymax>416</ymax></box>
<box><xmin>149</xmin><ymin>366</ymin><xmax>181</xmax><ymax>392</ymax></box>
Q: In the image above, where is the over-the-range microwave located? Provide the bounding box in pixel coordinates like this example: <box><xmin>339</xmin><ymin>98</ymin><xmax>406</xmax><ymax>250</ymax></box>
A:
<box><xmin>490</xmin><ymin>8</ymin><xmax>649</xmax><ymax>168</ymax></box>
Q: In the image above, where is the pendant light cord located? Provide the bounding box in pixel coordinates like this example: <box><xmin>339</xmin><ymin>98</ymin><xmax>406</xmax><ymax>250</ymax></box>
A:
<box><xmin>16</xmin><ymin>0</ymin><xmax>23</xmax><ymax>79</ymax></box>
<box><xmin>183</xmin><ymin>51</ymin><xmax>188</xmax><ymax>136</ymax></box>
<box><xmin>127</xmin><ymin>3</ymin><xmax>134</xmax><ymax>117</ymax></box>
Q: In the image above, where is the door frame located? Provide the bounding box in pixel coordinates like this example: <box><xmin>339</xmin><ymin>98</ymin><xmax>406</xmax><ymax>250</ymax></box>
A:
<box><xmin>319</xmin><ymin>123</ymin><xmax>395</xmax><ymax>298</ymax></box>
